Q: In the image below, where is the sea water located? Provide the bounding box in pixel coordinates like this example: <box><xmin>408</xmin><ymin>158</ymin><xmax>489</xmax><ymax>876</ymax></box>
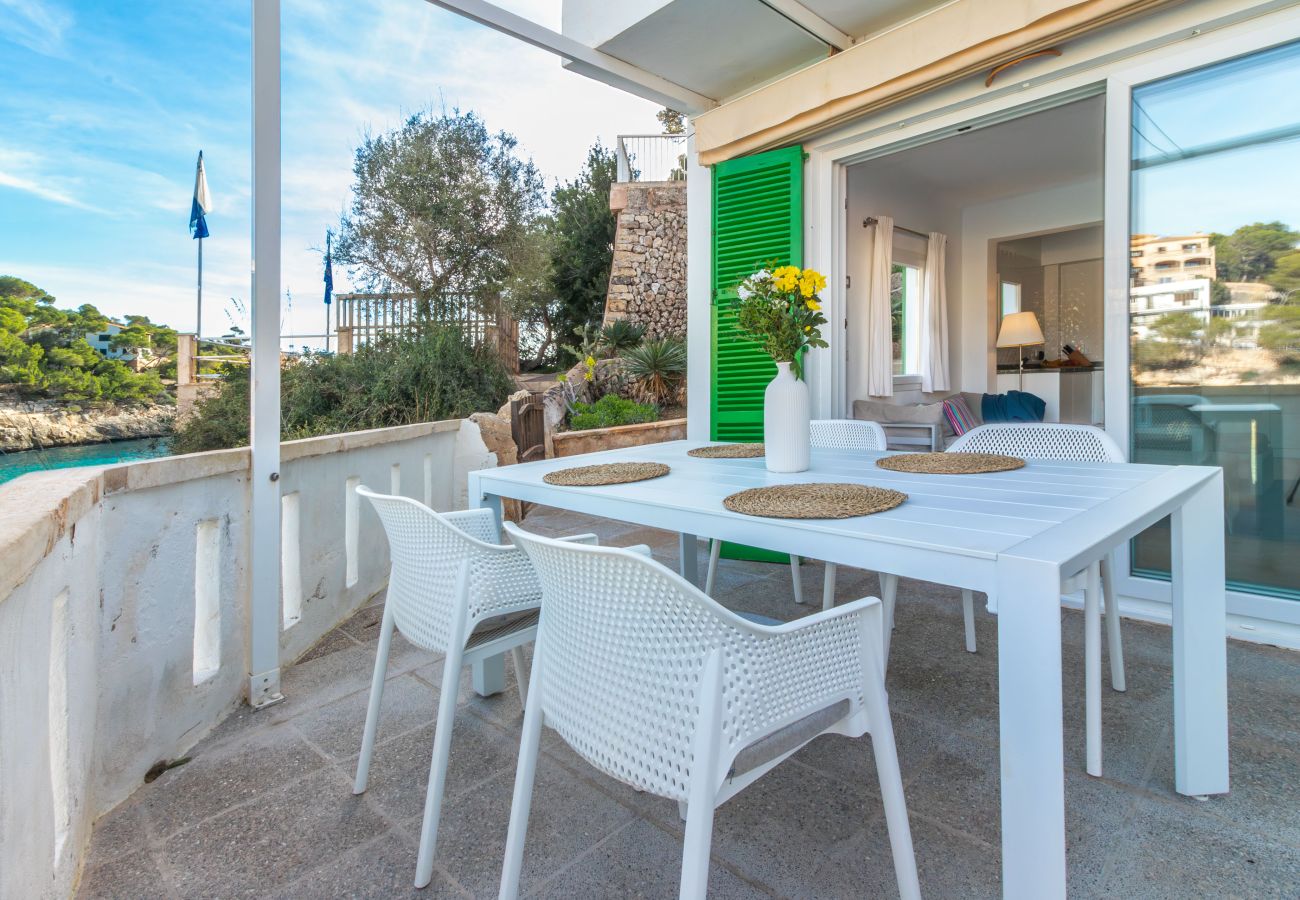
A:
<box><xmin>0</xmin><ymin>437</ymin><xmax>173</xmax><ymax>484</ymax></box>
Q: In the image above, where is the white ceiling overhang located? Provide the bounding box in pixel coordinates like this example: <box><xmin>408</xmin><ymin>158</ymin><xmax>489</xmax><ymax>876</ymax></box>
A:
<box><xmin>687</xmin><ymin>0</ymin><xmax>1179</xmax><ymax>164</ymax></box>
<box><xmin>563</xmin><ymin>0</ymin><xmax>950</xmax><ymax>101</ymax></box>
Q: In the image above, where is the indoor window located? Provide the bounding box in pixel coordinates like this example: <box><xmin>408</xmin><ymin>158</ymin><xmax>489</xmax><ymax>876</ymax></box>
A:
<box><xmin>890</xmin><ymin>263</ymin><xmax>921</xmax><ymax>376</ymax></box>
<box><xmin>1000</xmin><ymin>281</ymin><xmax>1022</xmax><ymax>317</ymax></box>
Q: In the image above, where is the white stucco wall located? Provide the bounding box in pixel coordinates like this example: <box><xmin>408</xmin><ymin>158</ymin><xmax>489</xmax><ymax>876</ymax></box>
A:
<box><xmin>959</xmin><ymin>178</ymin><xmax>1103</xmax><ymax>393</ymax></box>
<box><xmin>0</xmin><ymin>418</ymin><xmax>498</xmax><ymax>900</ymax></box>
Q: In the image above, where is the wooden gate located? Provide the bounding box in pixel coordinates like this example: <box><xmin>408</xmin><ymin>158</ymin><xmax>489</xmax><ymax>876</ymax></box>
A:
<box><xmin>510</xmin><ymin>394</ymin><xmax>546</xmax><ymax>463</ymax></box>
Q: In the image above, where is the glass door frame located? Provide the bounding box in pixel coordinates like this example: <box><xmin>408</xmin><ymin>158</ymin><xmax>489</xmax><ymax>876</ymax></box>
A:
<box><xmin>1103</xmin><ymin>8</ymin><xmax>1300</xmax><ymax>628</ymax></box>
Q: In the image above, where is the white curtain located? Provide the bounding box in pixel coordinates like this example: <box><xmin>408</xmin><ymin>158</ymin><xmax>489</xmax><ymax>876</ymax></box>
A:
<box><xmin>919</xmin><ymin>231</ymin><xmax>950</xmax><ymax>393</ymax></box>
<box><xmin>864</xmin><ymin>215</ymin><xmax>894</xmax><ymax>397</ymax></box>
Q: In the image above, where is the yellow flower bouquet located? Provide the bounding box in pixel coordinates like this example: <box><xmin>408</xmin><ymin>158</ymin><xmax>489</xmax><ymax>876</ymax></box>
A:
<box><xmin>734</xmin><ymin>263</ymin><xmax>829</xmax><ymax>379</ymax></box>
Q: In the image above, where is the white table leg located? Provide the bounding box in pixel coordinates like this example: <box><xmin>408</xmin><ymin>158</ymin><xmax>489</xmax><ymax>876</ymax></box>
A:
<box><xmin>679</xmin><ymin>532</ymin><xmax>699</xmax><ymax>586</ymax></box>
<box><xmin>469</xmin><ymin>486</ymin><xmax>507</xmax><ymax>697</ymax></box>
<box><xmin>1171</xmin><ymin>473</ymin><xmax>1229</xmax><ymax>796</ymax></box>
<box><xmin>997</xmin><ymin>555</ymin><xmax>1066</xmax><ymax>900</ymax></box>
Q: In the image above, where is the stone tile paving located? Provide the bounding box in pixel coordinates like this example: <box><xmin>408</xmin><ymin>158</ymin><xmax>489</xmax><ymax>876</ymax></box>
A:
<box><xmin>78</xmin><ymin>506</ymin><xmax>1300</xmax><ymax>898</ymax></box>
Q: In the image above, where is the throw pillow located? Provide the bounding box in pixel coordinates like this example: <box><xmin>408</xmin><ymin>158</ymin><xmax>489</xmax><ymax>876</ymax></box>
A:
<box><xmin>942</xmin><ymin>396</ymin><xmax>978</xmax><ymax>436</ymax></box>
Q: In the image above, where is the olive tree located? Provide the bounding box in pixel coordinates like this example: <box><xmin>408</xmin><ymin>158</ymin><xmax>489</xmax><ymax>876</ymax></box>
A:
<box><xmin>336</xmin><ymin>110</ymin><xmax>546</xmax><ymax>321</ymax></box>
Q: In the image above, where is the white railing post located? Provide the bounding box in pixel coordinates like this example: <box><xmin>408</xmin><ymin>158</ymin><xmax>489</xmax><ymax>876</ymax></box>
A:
<box><xmin>249</xmin><ymin>0</ymin><xmax>284</xmax><ymax>708</ymax></box>
<box><xmin>616</xmin><ymin>137</ymin><xmax>630</xmax><ymax>183</ymax></box>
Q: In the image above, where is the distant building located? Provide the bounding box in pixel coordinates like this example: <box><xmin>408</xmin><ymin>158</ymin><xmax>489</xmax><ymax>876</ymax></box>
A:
<box><xmin>85</xmin><ymin>320</ymin><xmax>150</xmax><ymax>362</ymax></box>
<box><xmin>1130</xmin><ymin>278</ymin><xmax>1268</xmax><ymax>344</ymax></box>
<box><xmin>1130</xmin><ymin>233</ymin><xmax>1216</xmax><ymax>287</ymax></box>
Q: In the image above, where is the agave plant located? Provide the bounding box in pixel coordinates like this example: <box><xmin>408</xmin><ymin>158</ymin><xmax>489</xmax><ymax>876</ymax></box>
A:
<box><xmin>599</xmin><ymin>319</ymin><xmax>646</xmax><ymax>355</ymax></box>
<box><xmin>622</xmin><ymin>337</ymin><xmax>686</xmax><ymax>406</ymax></box>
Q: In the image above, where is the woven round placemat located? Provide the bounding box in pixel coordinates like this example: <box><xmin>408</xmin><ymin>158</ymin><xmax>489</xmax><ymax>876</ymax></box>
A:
<box><xmin>722</xmin><ymin>483</ymin><xmax>906</xmax><ymax>519</ymax></box>
<box><xmin>543</xmin><ymin>461</ymin><xmax>670</xmax><ymax>486</ymax></box>
<box><xmin>687</xmin><ymin>443</ymin><xmax>765</xmax><ymax>459</ymax></box>
<box><xmin>876</xmin><ymin>452</ymin><xmax>1025</xmax><ymax>475</ymax></box>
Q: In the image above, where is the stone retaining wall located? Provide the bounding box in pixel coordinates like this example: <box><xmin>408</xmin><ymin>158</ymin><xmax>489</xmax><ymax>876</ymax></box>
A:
<box><xmin>604</xmin><ymin>181</ymin><xmax>687</xmax><ymax>338</ymax></box>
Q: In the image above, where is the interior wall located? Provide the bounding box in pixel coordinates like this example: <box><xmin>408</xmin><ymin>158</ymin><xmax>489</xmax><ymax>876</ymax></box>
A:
<box><xmin>960</xmin><ymin>178</ymin><xmax>1103</xmax><ymax>392</ymax></box>
<box><xmin>995</xmin><ymin>226</ymin><xmax>1104</xmax><ymax>368</ymax></box>
<box><xmin>845</xmin><ymin>165</ymin><xmax>963</xmax><ymax>408</ymax></box>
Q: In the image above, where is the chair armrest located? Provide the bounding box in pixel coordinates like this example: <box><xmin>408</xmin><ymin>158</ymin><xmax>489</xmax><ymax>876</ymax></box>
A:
<box><xmin>729</xmin><ymin>597</ymin><xmax>883</xmax><ymax>749</ymax></box>
<box><xmin>554</xmin><ymin>532</ymin><xmax>600</xmax><ymax>545</ymax></box>
<box><xmin>441</xmin><ymin>507</ymin><xmax>501</xmax><ymax>543</ymax></box>
<box><xmin>466</xmin><ymin>542</ymin><xmax>543</xmax><ymax>620</ymax></box>
<box><xmin>623</xmin><ymin>544</ymin><xmax>653</xmax><ymax>558</ymax></box>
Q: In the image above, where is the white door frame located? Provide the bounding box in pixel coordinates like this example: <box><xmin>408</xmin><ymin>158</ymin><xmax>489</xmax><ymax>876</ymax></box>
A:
<box><xmin>800</xmin><ymin>4</ymin><xmax>1300</xmax><ymax>643</ymax></box>
<box><xmin>1103</xmin><ymin>10</ymin><xmax>1300</xmax><ymax>635</ymax></box>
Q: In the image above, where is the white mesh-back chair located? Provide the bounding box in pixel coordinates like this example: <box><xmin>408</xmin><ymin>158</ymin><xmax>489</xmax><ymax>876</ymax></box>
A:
<box><xmin>948</xmin><ymin>423</ymin><xmax>1127</xmax><ymax>776</ymax></box>
<box><xmin>501</xmin><ymin>522</ymin><xmax>920</xmax><ymax>900</ymax></box>
<box><xmin>353</xmin><ymin>486</ymin><xmax>601</xmax><ymax>889</ymax></box>
<box><xmin>704</xmin><ymin>420</ymin><xmax>896</xmax><ymax>612</ymax></box>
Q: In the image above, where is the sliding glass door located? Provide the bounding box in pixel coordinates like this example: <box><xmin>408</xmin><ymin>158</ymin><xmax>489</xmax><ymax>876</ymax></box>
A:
<box><xmin>1116</xmin><ymin>39</ymin><xmax>1300</xmax><ymax>599</ymax></box>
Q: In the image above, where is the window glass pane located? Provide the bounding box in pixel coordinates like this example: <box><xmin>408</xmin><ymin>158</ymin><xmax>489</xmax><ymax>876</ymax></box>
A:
<box><xmin>1129</xmin><ymin>40</ymin><xmax>1300</xmax><ymax>598</ymax></box>
<box><xmin>1001</xmin><ymin>281</ymin><xmax>1021</xmax><ymax>316</ymax></box>
<box><xmin>891</xmin><ymin>263</ymin><xmax>906</xmax><ymax>375</ymax></box>
<box><xmin>891</xmin><ymin>263</ymin><xmax>921</xmax><ymax>375</ymax></box>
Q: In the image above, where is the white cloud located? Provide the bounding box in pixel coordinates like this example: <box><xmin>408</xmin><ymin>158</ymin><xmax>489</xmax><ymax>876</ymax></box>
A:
<box><xmin>0</xmin><ymin>0</ymin><xmax>73</xmax><ymax>55</ymax></box>
<box><xmin>0</xmin><ymin>146</ymin><xmax>107</xmax><ymax>212</ymax></box>
<box><xmin>6</xmin><ymin>0</ymin><xmax>664</xmax><ymax>347</ymax></box>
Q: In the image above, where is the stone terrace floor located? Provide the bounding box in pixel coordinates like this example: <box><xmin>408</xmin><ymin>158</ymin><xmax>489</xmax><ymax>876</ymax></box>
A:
<box><xmin>79</xmin><ymin>507</ymin><xmax>1299</xmax><ymax>899</ymax></box>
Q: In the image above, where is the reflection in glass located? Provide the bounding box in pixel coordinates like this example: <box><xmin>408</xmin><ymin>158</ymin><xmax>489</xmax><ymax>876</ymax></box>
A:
<box><xmin>1129</xmin><ymin>40</ymin><xmax>1300</xmax><ymax>598</ymax></box>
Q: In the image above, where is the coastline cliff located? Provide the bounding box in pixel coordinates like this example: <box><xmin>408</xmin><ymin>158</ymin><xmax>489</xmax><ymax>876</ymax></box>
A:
<box><xmin>0</xmin><ymin>401</ymin><xmax>175</xmax><ymax>452</ymax></box>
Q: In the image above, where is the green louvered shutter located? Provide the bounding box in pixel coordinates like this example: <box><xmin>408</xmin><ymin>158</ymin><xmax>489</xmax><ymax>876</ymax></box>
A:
<box><xmin>711</xmin><ymin>146</ymin><xmax>803</xmax><ymax>564</ymax></box>
<box><xmin>711</xmin><ymin>145</ymin><xmax>803</xmax><ymax>441</ymax></box>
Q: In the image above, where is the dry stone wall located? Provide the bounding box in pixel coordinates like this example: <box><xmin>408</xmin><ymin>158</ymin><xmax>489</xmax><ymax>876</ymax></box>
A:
<box><xmin>604</xmin><ymin>181</ymin><xmax>687</xmax><ymax>338</ymax></box>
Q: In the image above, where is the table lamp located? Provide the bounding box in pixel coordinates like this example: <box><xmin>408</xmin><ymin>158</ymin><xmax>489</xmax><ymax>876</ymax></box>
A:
<box><xmin>996</xmin><ymin>311</ymin><xmax>1045</xmax><ymax>391</ymax></box>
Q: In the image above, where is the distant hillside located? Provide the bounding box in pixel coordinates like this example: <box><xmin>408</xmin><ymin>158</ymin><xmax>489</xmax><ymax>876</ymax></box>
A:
<box><xmin>0</xmin><ymin>275</ymin><xmax>174</xmax><ymax>404</ymax></box>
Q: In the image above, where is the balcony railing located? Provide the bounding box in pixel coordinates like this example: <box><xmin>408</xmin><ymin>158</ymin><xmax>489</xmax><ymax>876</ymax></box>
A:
<box><xmin>0</xmin><ymin>419</ymin><xmax>502</xmax><ymax>898</ymax></box>
<box><xmin>615</xmin><ymin>133</ymin><xmax>687</xmax><ymax>183</ymax></box>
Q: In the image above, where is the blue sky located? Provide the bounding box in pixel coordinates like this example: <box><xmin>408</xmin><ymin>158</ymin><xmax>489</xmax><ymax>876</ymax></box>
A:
<box><xmin>0</xmin><ymin>0</ymin><xmax>658</xmax><ymax>344</ymax></box>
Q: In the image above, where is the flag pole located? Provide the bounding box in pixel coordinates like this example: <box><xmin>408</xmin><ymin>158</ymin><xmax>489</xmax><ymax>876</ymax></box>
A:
<box><xmin>197</xmin><ymin>236</ymin><xmax>203</xmax><ymax>339</ymax></box>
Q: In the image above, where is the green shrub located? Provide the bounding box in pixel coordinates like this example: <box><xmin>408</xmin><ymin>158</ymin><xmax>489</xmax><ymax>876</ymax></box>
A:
<box><xmin>568</xmin><ymin>394</ymin><xmax>659</xmax><ymax>431</ymax></box>
<box><xmin>599</xmin><ymin>319</ymin><xmax>645</xmax><ymax>355</ymax></box>
<box><xmin>173</xmin><ymin>327</ymin><xmax>515</xmax><ymax>453</ymax></box>
<box><xmin>621</xmin><ymin>337</ymin><xmax>685</xmax><ymax>406</ymax></box>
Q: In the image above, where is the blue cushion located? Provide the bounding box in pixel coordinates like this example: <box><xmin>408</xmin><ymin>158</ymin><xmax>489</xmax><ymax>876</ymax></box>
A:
<box><xmin>981</xmin><ymin>390</ymin><xmax>1046</xmax><ymax>423</ymax></box>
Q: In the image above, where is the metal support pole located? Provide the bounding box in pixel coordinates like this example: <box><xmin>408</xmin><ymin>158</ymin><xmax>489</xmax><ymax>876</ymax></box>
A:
<box><xmin>248</xmin><ymin>0</ymin><xmax>283</xmax><ymax>708</ymax></box>
<box><xmin>197</xmin><ymin>237</ymin><xmax>203</xmax><ymax>339</ymax></box>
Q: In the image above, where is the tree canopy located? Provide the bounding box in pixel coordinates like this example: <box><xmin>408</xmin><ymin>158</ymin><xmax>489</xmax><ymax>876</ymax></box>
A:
<box><xmin>1211</xmin><ymin>222</ymin><xmax>1300</xmax><ymax>285</ymax></box>
<box><xmin>335</xmin><ymin>110</ymin><xmax>546</xmax><ymax>320</ymax></box>
<box><xmin>549</xmin><ymin>142</ymin><xmax>618</xmax><ymax>366</ymax></box>
<box><xmin>0</xmin><ymin>276</ymin><xmax>168</xmax><ymax>403</ymax></box>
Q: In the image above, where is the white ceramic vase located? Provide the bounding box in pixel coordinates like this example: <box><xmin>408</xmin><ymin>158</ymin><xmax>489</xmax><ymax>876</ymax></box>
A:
<box><xmin>763</xmin><ymin>361</ymin><xmax>810</xmax><ymax>473</ymax></box>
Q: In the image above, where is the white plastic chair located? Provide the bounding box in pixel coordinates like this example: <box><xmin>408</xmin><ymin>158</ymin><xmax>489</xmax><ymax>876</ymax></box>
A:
<box><xmin>352</xmin><ymin>486</ymin><xmax>599</xmax><ymax>889</ymax></box>
<box><xmin>948</xmin><ymin>423</ymin><xmax>1128</xmax><ymax>776</ymax></box>
<box><xmin>704</xmin><ymin>420</ymin><xmax>900</xmax><ymax>610</ymax></box>
<box><xmin>500</xmin><ymin>522</ymin><xmax>921</xmax><ymax>900</ymax></box>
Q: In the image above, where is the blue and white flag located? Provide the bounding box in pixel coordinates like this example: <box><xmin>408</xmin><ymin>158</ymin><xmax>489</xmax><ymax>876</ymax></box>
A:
<box><xmin>323</xmin><ymin>230</ymin><xmax>334</xmax><ymax>305</ymax></box>
<box><xmin>189</xmin><ymin>151</ymin><xmax>210</xmax><ymax>239</ymax></box>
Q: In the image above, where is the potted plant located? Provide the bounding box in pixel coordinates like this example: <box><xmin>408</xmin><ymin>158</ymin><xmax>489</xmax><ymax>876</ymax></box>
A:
<box><xmin>734</xmin><ymin>264</ymin><xmax>828</xmax><ymax>472</ymax></box>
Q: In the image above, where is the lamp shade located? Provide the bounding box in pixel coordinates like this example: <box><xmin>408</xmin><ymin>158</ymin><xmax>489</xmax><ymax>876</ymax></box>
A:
<box><xmin>996</xmin><ymin>311</ymin><xmax>1045</xmax><ymax>348</ymax></box>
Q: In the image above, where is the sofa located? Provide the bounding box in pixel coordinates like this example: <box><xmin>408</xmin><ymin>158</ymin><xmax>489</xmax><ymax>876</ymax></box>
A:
<box><xmin>853</xmin><ymin>392</ymin><xmax>987</xmax><ymax>450</ymax></box>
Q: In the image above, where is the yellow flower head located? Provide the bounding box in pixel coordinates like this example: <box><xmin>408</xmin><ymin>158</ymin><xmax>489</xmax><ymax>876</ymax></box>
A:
<box><xmin>804</xmin><ymin>325</ymin><xmax>812</xmax><ymax>333</ymax></box>
<box><xmin>798</xmin><ymin>269</ymin><xmax>827</xmax><ymax>298</ymax></box>
<box><xmin>805</xmin><ymin>299</ymin><xmax>821</xmax><ymax>311</ymax></box>
<box><xmin>585</xmin><ymin>355</ymin><xmax>596</xmax><ymax>368</ymax></box>
<box><xmin>772</xmin><ymin>265</ymin><xmax>800</xmax><ymax>293</ymax></box>
<box><xmin>583</xmin><ymin>369</ymin><xmax>594</xmax><ymax>382</ymax></box>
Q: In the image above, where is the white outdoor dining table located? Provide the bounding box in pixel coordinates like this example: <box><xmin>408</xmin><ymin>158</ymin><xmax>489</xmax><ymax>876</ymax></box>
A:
<box><xmin>466</xmin><ymin>440</ymin><xmax>1229</xmax><ymax>898</ymax></box>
